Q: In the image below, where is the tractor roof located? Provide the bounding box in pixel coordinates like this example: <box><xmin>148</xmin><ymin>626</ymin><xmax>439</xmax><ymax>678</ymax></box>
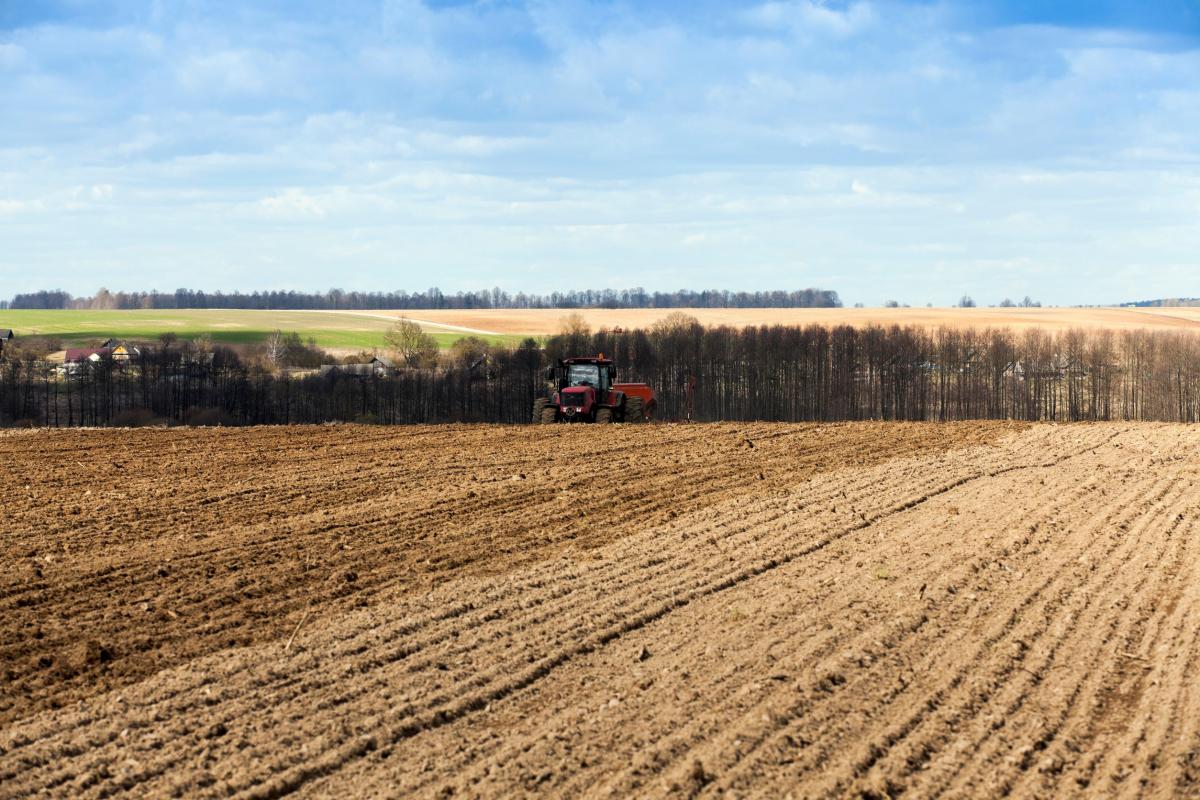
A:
<box><xmin>559</xmin><ymin>355</ymin><xmax>613</xmax><ymax>365</ymax></box>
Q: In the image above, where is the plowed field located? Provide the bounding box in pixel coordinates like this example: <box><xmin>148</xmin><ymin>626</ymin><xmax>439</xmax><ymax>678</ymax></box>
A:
<box><xmin>3</xmin><ymin>422</ymin><xmax>1200</xmax><ymax>798</ymax></box>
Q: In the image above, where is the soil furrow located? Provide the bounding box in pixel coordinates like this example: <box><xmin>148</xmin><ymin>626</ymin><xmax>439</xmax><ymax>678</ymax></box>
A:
<box><xmin>3</xmin><ymin>422</ymin><xmax>1198</xmax><ymax>799</ymax></box>
<box><xmin>669</xmin><ymin>437</ymin><xmax>1163</xmax><ymax>799</ymax></box>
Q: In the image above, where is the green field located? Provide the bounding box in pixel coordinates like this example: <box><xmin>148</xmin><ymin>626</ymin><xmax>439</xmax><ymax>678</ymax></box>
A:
<box><xmin>0</xmin><ymin>310</ymin><xmax>524</xmax><ymax>351</ymax></box>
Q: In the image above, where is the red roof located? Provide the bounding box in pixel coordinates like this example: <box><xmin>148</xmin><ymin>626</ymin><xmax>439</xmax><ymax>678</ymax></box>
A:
<box><xmin>65</xmin><ymin>347</ymin><xmax>114</xmax><ymax>362</ymax></box>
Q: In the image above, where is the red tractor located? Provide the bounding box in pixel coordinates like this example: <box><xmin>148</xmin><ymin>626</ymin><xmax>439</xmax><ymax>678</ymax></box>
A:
<box><xmin>533</xmin><ymin>354</ymin><xmax>656</xmax><ymax>424</ymax></box>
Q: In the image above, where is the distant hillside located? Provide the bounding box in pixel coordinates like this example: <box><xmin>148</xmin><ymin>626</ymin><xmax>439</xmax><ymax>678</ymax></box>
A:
<box><xmin>1120</xmin><ymin>298</ymin><xmax>1200</xmax><ymax>308</ymax></box>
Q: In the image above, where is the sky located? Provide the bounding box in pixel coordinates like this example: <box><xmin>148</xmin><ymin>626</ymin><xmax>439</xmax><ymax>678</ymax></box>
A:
<box><xmin>1</xmin><ymin>0</ymin><xmax>1198</xmax><ymax>306</ymax></box>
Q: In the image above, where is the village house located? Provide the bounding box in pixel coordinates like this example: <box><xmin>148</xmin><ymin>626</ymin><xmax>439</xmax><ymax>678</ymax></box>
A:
<box><xmin>65</xmin><ymin>347</ymin><xmax>115</xmax><ymax>364</ymax></box>
<box><xmin>111</xmin><ymin>343</ymin><xmax>139</xmax><ymax>361</ymax></box>
<box><xmin>318</xmin><ymin>356</ymin><xmax>396</xmax><ymax>378</ymax></box>
<box><xmin>64</xmin><ymin>343</ymin><xmax>141</xmax><ymax>364</ymax></box>
<box><xmin>0</xmin><ymin>329</ymin><xmax>12</xmax><ymax>357</ymax></box>
<box><xmin>99</xmin><ymin>339</ymin><xmax>141</xmax><ymax>360</ymax></box>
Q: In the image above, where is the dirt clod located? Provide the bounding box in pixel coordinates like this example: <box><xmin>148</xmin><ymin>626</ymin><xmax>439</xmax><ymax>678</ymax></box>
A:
<box><xmin>63</xmin><ymin>640</ymin><xmax>113</xmax><ymax>673</ymax></box>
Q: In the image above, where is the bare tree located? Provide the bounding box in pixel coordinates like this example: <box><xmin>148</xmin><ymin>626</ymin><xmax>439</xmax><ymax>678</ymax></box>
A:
<box><xmin>383</xmin><ymin>318</ymin><xmax>439</xmax><ymax>368</ymax></box>
<box><xmin>447</xmin><ymin>336</ymin><xmax>491</xmax><ymax>371</ymax></box>
<box><xmin>558</xmin><ymin>312</ymin><xmax>591</xmax><ymax>337</ymax></box>
<box><xmin>264</xmin><ymin>330</ymin><xmax>287</xmax><ymax>369</ymax></box>
<box><xmin>92</xmin><ymin>287</ymin><xmax>116</xmax><ymax>310</ymax></box>
<box><xmin>650</xmin><ymin>311</ymin><xmax>701</xmax><ymax>336</ymax></box>
<box><xmin>556</xmin><ymin>313</ymin><xmax>593</xmax><ymax>357</ymax></box>
<box><xmin>959</xmin><ymin>296</ymin><xmax>976</xmax><ymax>308</ymax></box>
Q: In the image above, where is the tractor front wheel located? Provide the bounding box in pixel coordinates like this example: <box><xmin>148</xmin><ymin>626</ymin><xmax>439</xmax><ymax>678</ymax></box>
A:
<box><xmin>534</xmin><ymin>398</ymin><xmax>557</xmax><ymax>424</ymax></box>
<box><xmin>624</xmin><ymin>396</ymin><xmax>645</xmax><ymax>423</ymax></box>
<box><xmin>595</xmin><ymin>408</ymin><xmax>613</xmax><ymax>424</ymax></box>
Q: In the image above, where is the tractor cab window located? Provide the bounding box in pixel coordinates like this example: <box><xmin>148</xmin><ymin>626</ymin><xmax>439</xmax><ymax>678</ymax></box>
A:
<box><xmin>566</xmin><ymin>363</ymin><xmax>605</xmax><ymax>389</ymax></box>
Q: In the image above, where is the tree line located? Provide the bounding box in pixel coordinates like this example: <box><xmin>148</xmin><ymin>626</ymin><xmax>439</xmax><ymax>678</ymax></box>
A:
<box><xmin>8</xmin><ymin>286</ymin><xmax>842</xmax><ymax>311</ymax></box>
<box><xmin>1122</xmin><ymin>298</ymin><xmax>1200</xmax><ymax>308</ymax></box>
<box><xmin>3</xmin><ymin>322</ymin><xmax>1199</xmax><ymax>427</ymax></box>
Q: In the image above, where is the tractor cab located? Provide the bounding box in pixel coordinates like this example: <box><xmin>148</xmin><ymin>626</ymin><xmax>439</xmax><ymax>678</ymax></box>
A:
<box><xmin>549</xmin><ymin>357</ymin><xmax>615</xmax><ymax>418</ymax></box>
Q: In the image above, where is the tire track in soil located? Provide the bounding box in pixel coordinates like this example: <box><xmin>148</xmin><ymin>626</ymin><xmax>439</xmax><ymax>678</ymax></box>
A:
<box><xmin>979</xmin><ymin>492</ymin><xmax>1197</xmax><ymax>798</ymax></box>
<box><xmin>922</xmin><ymin>434</ymin><xmax>1199</xmax><ymax>799</ymax></box>
<box><xmin>822</xmin><ymin>442</ymin><xmax>1185</xmax><ymax>793</ymax></box>
<box><xmin>876</xmin><ymin>470</ymin><xmax>1190</xmax><ymax>799</ymax></box>
<box><xmin>647</xmin><ymin>447</ymin><xmax>1160</xmax><ymax>799</ymax></box>
<box><xmin>700</xmin><ymin>428</ymin><xmax>1200</xmax><ymax>800</ymax></box>
<box><xmin>1035</xmin><ymin>508</ymin><xmax>1200</xmax><ymax>798</ymax></box>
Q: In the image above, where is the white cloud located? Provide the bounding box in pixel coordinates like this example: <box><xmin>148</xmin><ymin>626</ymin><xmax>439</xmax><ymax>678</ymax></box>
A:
<box><xmin>742</xmin><ymin>1</ymin><xmax>876</xmax><ymax>38</ymax></box>
<box><xmin>176</xmin><ymin>50</ymin><xmax>273</xmax><ymax>95</ymax></box>
<box><xmin>110</xmin><ymin>132</ymin><xmax>163</xmax><ymax>157</ymax></box>
<box><xmin>256</xmin><ymin>189</ymin><xmax>328</xmax><ymax>218</ymax></box>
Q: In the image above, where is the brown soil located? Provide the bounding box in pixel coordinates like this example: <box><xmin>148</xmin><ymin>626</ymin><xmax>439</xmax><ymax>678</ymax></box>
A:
<box><xmin>3</xmin><ymin>422</ymin><xmax>1199</xmax><ymax>799</ymax></box>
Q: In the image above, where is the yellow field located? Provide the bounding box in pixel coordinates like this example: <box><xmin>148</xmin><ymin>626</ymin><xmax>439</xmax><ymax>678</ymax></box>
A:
<box><xmin>373</xmin><ymin>306</ymin><xmax>1200</xmax><ymax>336</ymax></box>
<box><xmin>8</xmin><ymin>308</ymin><xmax>1200</xmax><ymax>354</ymax></box>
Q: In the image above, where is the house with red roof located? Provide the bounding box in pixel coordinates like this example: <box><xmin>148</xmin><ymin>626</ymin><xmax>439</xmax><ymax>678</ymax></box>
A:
<box><xmin>65</xmin><ymin>347</ymin><xmax>115</xmax><ymax>364</ymax></box>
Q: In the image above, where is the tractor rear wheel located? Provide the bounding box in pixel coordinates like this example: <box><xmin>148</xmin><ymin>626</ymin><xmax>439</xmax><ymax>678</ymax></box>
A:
<box><xmin>539</xmin><ymin>405</ymin><xmax>558</xmax><ymax>424</ymax></box>
<box><xmin>624</xmin><ymin>396</ymin><xmax>644</xmax><ymax>423</ymax></box>
<box><xmin>595</xmin><ymin>408</ymin><xmax>613</xmax><ymax>424</ymax></box>
<box><xmin>532</xmin><ymin>397</ymin><xmax>548</xmax><ymax>423</ymax></box>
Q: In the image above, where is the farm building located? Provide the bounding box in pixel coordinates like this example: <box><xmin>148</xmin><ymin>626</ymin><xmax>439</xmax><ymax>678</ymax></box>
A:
<box><xmin>65</xmin><ymin>344</ymin><xmax>141</xmax><ymax>363</ymax></box>
<box><xmin>318</xmin><ymin>356</ymin><xmax>396</xmax><ymax>378</ymax></box>
<box><xmin>111</xmin><ymin>344</ymin><xmax>139</xmax><ymax>361</ymax></box>
<box><xmin>65</xmin><ymin>347</ymin><xmax>115</xmax><ymax>364</ymax></box>
<box><xmin>0</xmin><ymin>329</ymin><xmax>12</xmax><ymax>356</ymax></box>
<box><xmin>100</xmin><ymin>340</ymin><xmax>141</xmax><ymax>360</ymax></box>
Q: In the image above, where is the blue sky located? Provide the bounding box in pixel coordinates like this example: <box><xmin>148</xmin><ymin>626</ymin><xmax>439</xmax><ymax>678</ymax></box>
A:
<box><xmin>1</xmin><ymin>1</ymin><xmax>1197</xmax><ymax>305</ymax></box>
